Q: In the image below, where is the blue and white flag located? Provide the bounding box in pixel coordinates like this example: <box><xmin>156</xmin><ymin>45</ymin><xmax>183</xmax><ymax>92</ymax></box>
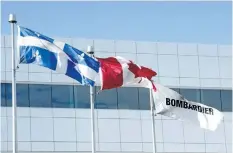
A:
<box><xmin>17</xmin><ymin>26</ymin><xmax>100</xmax><ymax>86</ymax></box>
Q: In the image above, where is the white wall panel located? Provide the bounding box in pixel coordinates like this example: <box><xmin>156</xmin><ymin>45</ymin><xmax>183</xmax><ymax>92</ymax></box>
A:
<box><xmin>198</xmin><ymin>44</ymin><xmax>218</xmax><ymax>56</ymax></box>
<box><xmin>206</xmin><ymin>143</ymin><xmax>227</xmax><ymax>153</ymax></box>
<box><xmin>18</xmin><ymin>142</ymin><xmax>31</xmax><ymax>151</ymax></box>
<box><xmin>159</xmin><ymin>77</ymin><xmax>179</xmax><ymax>87</ymax></box>
<box><xmin>183</xmin><ymin>122</ymin><xmax>205</xmax><ymax>143</ymax></box>
<box><xmin>31</xmin><ymin>117</ymin><xmax>54</xmax><ymax>141</ymax></box>
<box><xmin>185</xmin><ymin>144</ymin><xmax>205</xmax><ymax>152</ymax></box>
<box><xmin>162</xmin><ymin>120</ymin><xmax>184</xmax><ymax>143</ymax></box>
<box><xmin>179</xmin><ymin>56</ymin><xmax>199</xmax><ymax>78</ymax></box>
<box><xmin>115</xmin><ymin>40</ymin><xmax>136</xmax><ymax>53</ymax></box>
<box><xmin>31</xmin><ymin>142</ymin><xmax>54</xmax><ymax>151</ymax></box>
<box><xmin>94</xmin><ymin>39</ymin><xmax>115</xmax><ymax>52</ymax></box>
<box><xmin>178</xmin><ymin>43</ymin><xmax>197</xmax><ymax>55</ymax></box>
<box><xmin>158</xmin><ymin>55</ymin><xmax>179</xmax><ymax>77</ymax></box>
<box><xmin>157</xmin><ymin>42</ymin><xmax>177</xmax><ymax>54</ymax></box>
<box><xmin>136</xmin><ymin>54</ymin><xmax>158</xmax><ymax>72</ymax></box>
<box><xmin>141</xmin><ymin>120</ymin><xmax>163</xmax><ymax>142</ymax></box>
<box><xmin>97</xmin><ymin>109</ymin><xmax>119</xmax><ymax>119</ymax></box>
<box><xmin>4</xmin><ymin>35</ymin><xmax>11</xmax><ymax>48</ymax></box>
<box><xmin>77</xmin><ymin>143</ymin><xmax>91</xmax><ymax>151</ymax></box>
<box><xmin>72</xmin><ymin>38</ymin><xmax>94</xmax><ymax>51</ymax></box>
<box><xmin>1</xmin><ymin>117</ymin><xmax>7</xmax><ymax>141</ymax></box>
<box><xmin>205</xmin><ymin>123</ymin><xmax>225</xmax><ymax>143</ymax></box>
<box><xmin>221</xmin><ymin>79</ymin><xmax>232</xmax><ymax>89</ymax></box>
<box><xmin>30</xmin><ymin>108</ymin><xmax>53</xmax><ymax>118</ymax></box>
<box><xmin>7</xmin><ymin>117</ymin><xmax>30</xmax><ymax>141</ymax></box>
<box><xmin>98</xmin><ymin>119</ymin><xmax>120</xmax><ymax>142</ymax></box>
<box><xmin>164</xmin><ymin>143</ymin><xmax>185</xmax><ymax>152</ymax></box>
<box><xmin>54</xmin><ymin>142</ymin><xmax>76</xmax><ymax>151</ymax></box>
<box><xmin>1</xmin><ymin>36</ymin><xmax>4</xmax><ymax>47</ymax></box>
<box><xmin>200</xmin><ymin>78</ymin><xmax>221</xmax><ymax>88</ymax></box>
<box><xmin>218</xmin><ymin>45</ymin><xmax>232</xmax><ymax>57</ymax></box>
<box><xmin>179</xmin><ymin>78</ymin><xmax>200</xmax><ymax>88</ymax></box>
<box><xmin>199</xmin><ymin>56</ymin><xmax>219</xmax><ymax>78</ymax></box>
<box><xmin>1</xmin><ymin>71</ymin><xmax>5</xmax><ymax>81</ymax></box>
<box><xmin>224</xmin><ymin>121</ymin><xmax>232</xmax><ymax>144</ymax></box>
<box><xmin>136</xmin><ymin>41</ymin><xmax>157</xmax><ymax>54</ymax></box>
<box><xmin>76</xmin><ymin>118</ymin><xmax>98</xmax><ymax>142</ymax></box>
<box><xmin>1</xmin><ymin>48</ymin><xmax>6</xmax><ymax>71</ymax></box>
<box><xmin>142</xmin><ymin>143</ymin><xmax>164</xmax><ymax>153</ymax></box>
<box><xmin>219</xmin><ymin>57</ymin><xmax>232</xmax><ymax>79</ymax></box>
<box><xmin>99</xmin><ymin>143</ymin><xmax>121</xmax><ymax>152</ymax></box>
<box><xmin>120</xmin><ymin>120</ymin><xmax>142</xmax><ymax>142</ymax></box>
<box><xmin>118</xmin><ymin>110</ymin><xmax>140</xmax><ymax>119</ymax></box>
<box><xmin>29</xmin><ymin>72</ymin><xmax>51</xmax><ymax>82</ymax></box>
<box><xmin>54</xmin><ymin>118</ymin><xmax>76</xmax><ymax>141</ymax></box>
<box><xmin>121</xmin><ymin>143</ymin><xmax>143</xmax><ymax>152</ymax></box>
<box><xmin>53</xmin><ymin>108</ymin><xmax>75</xmax><ymax>118</ymax></box>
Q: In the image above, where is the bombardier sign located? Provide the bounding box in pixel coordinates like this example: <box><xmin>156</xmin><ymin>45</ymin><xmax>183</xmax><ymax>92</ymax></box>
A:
<box><xmin>152</xmin><ymin>83</ymin><xmax>223</xmax><ymax>131</ymax></box>
<box><xmin>166</xmin><ymin>98</ymin><xmax>214</xmax><ymax>115</ymax></box>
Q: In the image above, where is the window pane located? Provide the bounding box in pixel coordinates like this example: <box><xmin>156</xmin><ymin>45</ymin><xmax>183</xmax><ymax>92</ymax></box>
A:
<box><xmin>171</xmin><ymin>88</ymin><xmax>180</xmax><ymax>93</ymax></box>
<box><xmin>29</xmin><ymin>84</ymin><xmax>51</xmax><ymax>107</ymax></box>
<box><xmin>6</xmin><ymin>83</ymin><xmax>29</xmax><ymax>107</ymax></box>
<box><xmin>52</xmin><ymin>85</ymin><xmax>74</xmax><ymax>108</ymax></box>
<box><xmin>95</xmin><ymin>86</ymin><xmax>117</xmax><ymax>109</ymax></box>
<box><xmin>1</xmin><ymin>83</ymin><xmax>6</xmax><ymax>106</ymax></box>
<box><xmin>139</xmin><ymin>87</ymin><xmax>150</xmax><ymax>110</ymax></box>
<box><xmin>74</xmin><ymin>85</ymin><xmax>90</xmax><ymax>108</ymax></box>
<box><xmin>117</xmin><ymin>87</ymin><xmax>139</xmax><ymax>109</ymax></box>
<box><xmin>180</xmin><ymin>89</ymin><xmax>201</xmax><ymax>102</ymax></box>
<box><xmin>201</xmin><ymin>89</ymin><xmax>221</xmax><ymax>110</ymax></box>
<box><xmin>221</xmin><ymin>90</ymin><xmax>232</xmax><ymax>111</ymax></box>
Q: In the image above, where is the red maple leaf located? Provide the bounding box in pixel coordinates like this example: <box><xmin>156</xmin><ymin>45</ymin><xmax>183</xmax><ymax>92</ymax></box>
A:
<box><xmin>127</xmin><ymin>61</ymin><xmax>157</xmax><ymax>80</ymax></box>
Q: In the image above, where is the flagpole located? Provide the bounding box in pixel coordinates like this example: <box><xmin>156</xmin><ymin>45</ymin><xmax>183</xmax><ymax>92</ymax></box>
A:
<box><xmin>150</xmin><ymin>89</ymin><xmax>157</xmax><ymax>153</ymax></box>
<box><xmin>87</xmin><ymin>46</ymin><xmax>96</xmax><ymax>153</ymax></box>
<box><xmin>8</xmin><ymin>14</ymin><xmax>18</xmax><ymax>153</ymax></box>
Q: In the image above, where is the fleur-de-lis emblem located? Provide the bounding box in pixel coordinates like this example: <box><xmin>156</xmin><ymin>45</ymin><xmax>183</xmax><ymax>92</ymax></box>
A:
<box><xmin>33</xmin><ymin>50</ymin><xmax>42</xmax><ymax>64</ymax></box>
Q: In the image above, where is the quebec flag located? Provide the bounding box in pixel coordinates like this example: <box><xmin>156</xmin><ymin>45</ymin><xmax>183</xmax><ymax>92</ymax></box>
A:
<box><xmin>17</xmin><ymin>26</ymin><xmax>100</xmax><ymax>86</ymax></box>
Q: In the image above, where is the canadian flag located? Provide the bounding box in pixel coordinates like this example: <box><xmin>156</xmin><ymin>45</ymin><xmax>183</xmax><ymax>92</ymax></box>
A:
<box><xmin>97</xmin><ymin>56</ymin><xmax>157</xmax><ymax>90</ymax></box>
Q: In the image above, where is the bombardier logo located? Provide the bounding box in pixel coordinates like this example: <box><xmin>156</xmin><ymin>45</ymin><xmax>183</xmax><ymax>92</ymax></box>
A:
<box><xmin>166</xmin><ymin>98</ymin><xmax>214</xmax><ymax>115</ymax></box>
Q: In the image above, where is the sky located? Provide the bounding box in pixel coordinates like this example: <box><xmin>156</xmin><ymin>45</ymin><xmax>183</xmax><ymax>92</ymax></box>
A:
<box><xmin>1</xmin><ymin>1</ymin><xmax>232</xmax><ymax>44</ymax></box>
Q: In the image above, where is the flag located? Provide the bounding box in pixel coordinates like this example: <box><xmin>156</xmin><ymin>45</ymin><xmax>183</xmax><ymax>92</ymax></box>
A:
<box><xmin>97</xmin><ymin>56</ymin><xmax>157</xmax><ymax>90</ymax></box>
<box><xmin>152</xmin><ymin>83</ymin><xmax>224</xmax><ymax>131</ymax></box>
<box><xmin>17</xmin><ymin>26</ymin><xmax>100</xmax><ymax>86</ymax></box>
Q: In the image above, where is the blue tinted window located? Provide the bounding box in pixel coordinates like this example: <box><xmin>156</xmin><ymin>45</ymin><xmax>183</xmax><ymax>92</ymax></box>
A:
<box><xmin>6</xmin><ymin>83</ymin><xmax>29</xmax><ymax>107</ymax></box>
<box><xmin>52</xmin><ymin>85</ymin><xmax>74</xmax><ymax>108</ymax></box>
<box><xmin>201</xmin><ymin>89</ymin><xmax>221</xmax><ymax>110</ymax></box>
<box><xmin>171</xmin><ymin>88</ymin><xmax>180</xmax><ymax>93</ymax></box>
<box><xmin>1</xmin><ymin>83</ymin><xmax>6</xmax><ymax>106</ymax></box>
<box><xmin>117</xmin><ymin>87</ymin><xmax>139</xmax><ymax>109</ymax></box>
<box><xmin>139</xmin><ymin>87</ymin><xmax>150</xmax><ymax>110</ymax></box>
<box><xmin>74</xmin><ymin>85</ymin><xmax>90</xmax><ymax>108</ymax></box>
<box><xmin>221</xmin><ymin>90</ymin><xmax>232</xmax><ymax>111</ymax></box>
<box><xmin>95</xmin><ymin>86</ymin><xmax>117</xmax><ymax>109</ymax></box>
<box><xmin>29</xmin><ymin>84</ymin><xmax>51</xmax><ymax>107</ymax></box>
<box><xmin>180</xmin><ymin>89</ymin><xmax>201</xmax><ymax>102</ymax></box>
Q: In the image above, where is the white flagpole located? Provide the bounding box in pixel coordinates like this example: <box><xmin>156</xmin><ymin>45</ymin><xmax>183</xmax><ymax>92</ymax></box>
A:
<box><xmin>8</xmin><ymin>14</ymin><xmax>18</xmax><ymax>153</ymax></box>
<box><xmin>87</xmin><ymin>46</ymin><xmax>96</xmax><ymax>153</ymax></box>
<box><xmin>150</xmin><ymin>89</ymin><xmax>157</xmax><ymax>153</ymax></box>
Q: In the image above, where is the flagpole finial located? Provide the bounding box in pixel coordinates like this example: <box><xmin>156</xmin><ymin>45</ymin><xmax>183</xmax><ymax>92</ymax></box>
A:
<box><xmin>87</xmin><ymin>45</ymin><xmax>94</xmax><ymax>55</ymax></box>
<box><xmin>8</xmin><ymin>14</ymin><xmax>17</xmax><ymax>23</ymax></box>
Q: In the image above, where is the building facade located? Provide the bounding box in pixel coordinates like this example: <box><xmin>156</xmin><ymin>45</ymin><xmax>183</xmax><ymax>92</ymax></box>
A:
<box><xmin>1</xmin><ymin>35</ymin><xmax>232</xmax><ymax>153</ymax></box>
